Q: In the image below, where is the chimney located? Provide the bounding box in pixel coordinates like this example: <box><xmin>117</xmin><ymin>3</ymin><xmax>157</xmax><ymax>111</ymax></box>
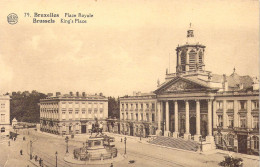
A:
<box><xmin>239</xmin><ymin>83</ymin><xmax>244</xmax><ymax>90</ymax></box>
<box><xmin>252</xmin><ymin>77</ymin><xmax>259</xmax><ymax>90</ymax></box>
<box><xmin>56</xmin><ymin>92</ymin><xmax>61</xmax><ymax>97</ymax></box>
<box><xmin>222</xmin><ymin>74</ymin><xmax>228</xmax><ymax>91</ymax></box>
<box><xmin>76</xmin><ymin>92</ymin><xmax>79</xmax><ymax>97</ymax></box>
<box><xmin>47</xmin><ymin>93</ymin><xmax>53</xmax><ymax>97</ymax></box>
<box><xmin>82</xmin><ymin>92</ymin><xmax>86</xmax><ymax>97</ymax></box>
<box><xmin>69</xmin><ymin>92</ymin><xmax>73</xmax><ymax>96</ymax></box>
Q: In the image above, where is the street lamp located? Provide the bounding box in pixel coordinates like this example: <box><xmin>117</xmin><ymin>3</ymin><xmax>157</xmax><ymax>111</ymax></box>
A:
<box><xmin>139</xmin><ymin>128</ymin><xmax>142</xmax><ymax>141</ymax></box>
<box><xmin>55</xmin><ymin>151</ymin><xmax>58</xmax><ymax>167</ymax></box>
<box><xmin>65</xmin><ymin>136</ymin><xmax>69</xmax><ymax>153</ymax></box>
<box><xmin>199</xmin><ymin>136</ymin><xmax>203</xmax><ymax>152</ymax></box>
<box><xmin>30</xmin><ymin>140</ymin><xmax>33</xmax><ymax>160</ymax></box>
<box><xmin>124</xmin><ymin>137</ymin><xmax>127</xmax><ymax>154</ymax></box>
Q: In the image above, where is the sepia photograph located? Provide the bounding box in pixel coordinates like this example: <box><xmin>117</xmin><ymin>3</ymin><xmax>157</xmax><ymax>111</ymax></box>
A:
<box><xmin>0</xmin><ymin>0</ymin><xmax>259</xmax><ymax>166</ymax></box>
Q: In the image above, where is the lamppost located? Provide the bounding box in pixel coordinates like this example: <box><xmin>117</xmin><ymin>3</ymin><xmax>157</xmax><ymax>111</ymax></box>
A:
<box><xmin>55</xmin><ymin>151</ymin><xmax>58</xmax><ymax>167</ymax></box>
<box><xmin>124</xmin><ymin>137</ymin><xmax>127</xmax><ymax>154</ymax></box>
<box><xmin>30</xmin><ymin>140</ymin><xmax>33</xmax><ymax>160</ymax></box>
<box><xmin>199</xmin><ymin>136</ymin><xmax>203</xmax><ymax>152</ymax></box>
<box><xmin>65</xmin><ymin>136</ymin><xmax>69</xmax><ymax>153</ymax></box>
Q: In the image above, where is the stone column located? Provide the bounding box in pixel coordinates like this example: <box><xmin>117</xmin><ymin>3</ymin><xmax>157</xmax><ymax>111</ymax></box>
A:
<box><xmin>164</xmin><ymin>101</ymin><xmax>170</xmax><ymax>137</ymax></box>
<box><xmin>185</xmin><ymin>52</ymin><xmax>190</xmax><ymax>72</ymax></box>
<box><xmin>234</xmin><ymin>100</ymin><xmax>238</xmax><ymax>127</ymax></box>
<box><xmin>206</xmin><ymin>100</ymin><xmax>214</xmax><ymax>143</ymax></box>
<box><xmin>138</xmin><ymin>103</ymin><xmax>142</xmax><ymax>121</ymax></box>
<box><xmin>97</xmin><ymin>103</ymin><xmax>100</xmax><ymax>119</ymax></box>
<box><xmin>194</xmin><ymin>100</ymin><xmax>201</xmax><ymax>142</ymax></box>
<box><xmin>247</xmin><ymin>100</ymin><xmax>252</xmax><ymax>129</ymax></box>
<box><xmin>213</xmin><ymin>100</ymin><xmax>217</xmax><ymax>129</ymax></box>
<box><xmin>173</xmin><ymin>101</ymin><xmax>179</xmax><ymax>138</ymax></box>
<box><xmin>223</xmin><ymin>100</ymin><xmax>227</xmax><ymax>129</ymax></box>
<box><xmin>184</xmin><ymin>100</ymin><xmax>191</xmax><ymax>140</ymax></box>
<box><xmin>156</xmin><ymin>102</ymin><xmax>162</xmax><ymax>136</ymax></box>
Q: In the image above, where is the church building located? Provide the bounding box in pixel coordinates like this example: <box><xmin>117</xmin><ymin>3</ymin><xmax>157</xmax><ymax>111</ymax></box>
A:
<box><xmin>119</xmin><ymin>25</ymin><xmax>259</xmax><ymax>155</ymax></box>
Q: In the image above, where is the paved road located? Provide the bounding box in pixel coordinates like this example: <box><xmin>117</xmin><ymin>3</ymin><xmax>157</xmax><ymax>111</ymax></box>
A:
<box><xmin>1</xmin><ymin>129</ymin><xmax>259</xmax><ymax>167</ymax></box>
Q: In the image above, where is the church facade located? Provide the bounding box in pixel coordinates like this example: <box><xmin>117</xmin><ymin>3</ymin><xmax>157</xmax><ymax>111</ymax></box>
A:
<box><xmin>119</xmin><ymin>26</ymin><xmax>259</xmax><ymax>155</ymax></box>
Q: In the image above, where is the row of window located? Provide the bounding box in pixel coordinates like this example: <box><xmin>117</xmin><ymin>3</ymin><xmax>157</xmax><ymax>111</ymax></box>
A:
<box><xmin>1</xmin><ymin>114</ymin><xmax>5</xmax><ymax>122</ymax></box>
<box><xmin>215</xmin><ymin>135</ymin><xmax>259</xmax><ymax>150</ymax></box>
<box><xmin>41</xmin><ymin>108</ymin><xmax>103</xmax><ymax>112</ymax></box>
<box><xmin>41</xmin><ymin>102</ymin><xmax>105</xmax><ymax>109</ymax></box>
<box><xmin>216</xmin><ymin>100</ymin><xmax>259</xmax><ymax>110</ymax></box>
<box><xmin>217</xmin><ymin>115</ymin><xmax>259</xmax><ymax>129</ymax></box>
<box><xmin>61</xmin><ymin>111</ymin><xmax>103</xmax><ymax>120</ymax></box>
<box><xmin>121</xmin><ymin>113</ymin><xmax>155</xmax><ymax>122</ymax></box>
<box><xmin>1</xmin><ymin>103</ymin><xmax>5</xmax><ymax>109</ymax></box>
<box><xmin>121</xmin><ymin>103</ymin><xmax>155</xmax><ymax>110</ymax></box>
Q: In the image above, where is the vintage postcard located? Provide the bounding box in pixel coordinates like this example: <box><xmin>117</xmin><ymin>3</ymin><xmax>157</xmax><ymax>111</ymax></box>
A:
<box><xmin>0</xmin><ymin>0</ymin><xmax>259</xmax><ymax>167</ymax></box>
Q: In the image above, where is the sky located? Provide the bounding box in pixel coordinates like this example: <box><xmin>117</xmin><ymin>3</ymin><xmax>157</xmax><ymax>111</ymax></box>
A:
<box><xmin>0</xmin><ymin>0</ymin><xmax>259</xmax><ymax>97</ymax></box>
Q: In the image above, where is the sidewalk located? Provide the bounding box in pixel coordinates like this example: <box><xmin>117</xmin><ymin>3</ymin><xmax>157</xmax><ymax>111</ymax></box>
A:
<box><xmin>104</xmin><ymin>132</ymin><xmax>260</xmax><ymax>161</ymax></box>
<box><xmin>213</xmin><ymin>149</ymin><xmax>259</xmax><ymax>161</ymax></box>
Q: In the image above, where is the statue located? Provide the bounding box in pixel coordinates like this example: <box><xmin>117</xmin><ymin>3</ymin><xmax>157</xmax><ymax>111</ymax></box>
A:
<box><xmin>90</xmin><ymin>118</ymin><xmax>103</xmax><ymax>137</ymax></box>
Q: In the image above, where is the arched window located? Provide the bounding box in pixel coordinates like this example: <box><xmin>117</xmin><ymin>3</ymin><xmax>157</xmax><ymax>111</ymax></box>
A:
<box><xmin>252</xmin><ymin>136</ymin><xmax>259</xmax><ymax>150</ymax></box>
<box><xmin>199</xmin><ymin>51</ymin><xmax>203</xmax><ymax>64</ymax></box>
<box><xmin>1</xmin><ymin>127</ymin><xmax>5</xmax><ymax>133</ymax></box>
<box><xmin>215</xmin><ymin>133</ymin><xmax>223</xmax><ymax>145</ymax></box>
<box><xmin>227</xmin><ymin>134</ymin><xmax>234</xmax><ymax>146</ymax></box>
<box><xmin>62</xmin><ymin>124</ymin><xmax>66</xmax><ymax>131</ymax></box>
<box><xmin>189</xmin><ymin>50</ymin><xmax>196</xmax><ymax>70</ymax></box>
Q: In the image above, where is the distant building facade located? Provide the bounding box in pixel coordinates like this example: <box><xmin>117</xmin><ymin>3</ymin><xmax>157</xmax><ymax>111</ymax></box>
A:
<box><xmin>40</xmin><ymin>92</ymin><xmax>108</xmax><ymax>135</ymax></box>
<box><xmin>0</xmin><ymin>95</ymin><xmax>11</xmax><ymax>136</ymax></box>
<box><xmin>119</xmin><ymin>25</ymin><xmax>259</xmax><ymax>155</ymax></box>
<box><xmin>120</xmin><ymin>92</ymin><xmax>157</xmax><ymax>137</ymax></box>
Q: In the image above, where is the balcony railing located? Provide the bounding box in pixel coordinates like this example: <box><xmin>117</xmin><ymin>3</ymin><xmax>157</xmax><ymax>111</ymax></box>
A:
<box><xmin>233</xmin><ymin>127</ymin><xmax>249</xmax><ymax>132</ymax></box>
<box><xmin>251</xmin><ymin>127</ymin><xmax>259</xmax><ymax>132</ymax></box>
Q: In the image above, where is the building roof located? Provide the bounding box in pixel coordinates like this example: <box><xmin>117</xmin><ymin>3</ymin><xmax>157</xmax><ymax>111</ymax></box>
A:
<box><xmin>211</xmin><ymin>72</ymin><xmax>254</xmax><ymax>91</ymax></box>
<box><xmin>155</xmin><ymin>70</ymin><xmax>256</xmax><ymax>93</ymax></box>
<box><xmin>41</xmin><ymin>93</ymin><xmax>107</xmax><ymax>101</ymax></box>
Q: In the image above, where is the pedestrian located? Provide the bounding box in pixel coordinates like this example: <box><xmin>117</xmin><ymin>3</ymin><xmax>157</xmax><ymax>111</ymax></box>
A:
<box><xmin>20</xmin><ymin>149</ymin><xmax>23</xmax><ymax>155</ymax></box>
<box><xmin>39</xmin><ymin>158</ymin><xmax>42</xmax><ymax>166</ymax></box>
<box><xmin>8</xmin><ymin>141</ymin><xmax>10</xmax><ymax>146</ymax></box>
<box><xmin>23</xmin><ymin>136</ymin><xmax>26</xmax><ymax>141</ymax></box>
<box><xmin>121</xmin><ymin>138</ymin><xmax>122</xmax><ymax>142</ymax></box>
<box><xmin>110</xmin><ymin>163</ymin><xmax>113</xmax><ymax>167</ymax></box>
<box><xmin>35</xmin><ymin>155</ymin><xmax>38</xmax><ymax>161</ymax></box>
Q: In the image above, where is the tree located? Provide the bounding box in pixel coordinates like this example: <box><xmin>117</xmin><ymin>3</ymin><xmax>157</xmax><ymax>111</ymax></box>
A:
<box><xmin>108</xmin><ymin>96</ymin><xmax>119</xmax><ymax>118</ymax></box>
<box><xmin>219</xmin><ymin>155</ymin><xmax>243</xmax><ymax>167</ymax></box>
<box><xmin>10</xmin><ymin>91</ymin><xmax>47</xmax><ymax>123</ymax></box>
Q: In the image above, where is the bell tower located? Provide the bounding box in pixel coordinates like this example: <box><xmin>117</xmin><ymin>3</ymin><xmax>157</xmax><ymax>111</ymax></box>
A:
<box><xmin>176</xmin><ymin>24</ymin><xmax>206</xmax><ymax>74</ymax></box>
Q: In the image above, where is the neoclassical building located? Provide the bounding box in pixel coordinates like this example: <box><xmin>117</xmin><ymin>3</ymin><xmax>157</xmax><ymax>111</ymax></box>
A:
<box><xmin>119</xmin><ymin>25</ymin><xmax>259</xmax><ymax>155</ymax></box>
<box><xmin>40</xmin><ymin>92</ymin><xmax>108</xmax><ymax>135</ymax></box>
<box><xmin>0</xmin><ymin>94</ymin><xmax>11</xmax><ymax>137</ymax></box>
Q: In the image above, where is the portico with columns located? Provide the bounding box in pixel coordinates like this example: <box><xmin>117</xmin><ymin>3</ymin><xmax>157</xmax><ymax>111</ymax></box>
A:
<box><xmin>155</xmin><ymin>84</ymin><xmax>216</xmax><ymax>143</ymax></box>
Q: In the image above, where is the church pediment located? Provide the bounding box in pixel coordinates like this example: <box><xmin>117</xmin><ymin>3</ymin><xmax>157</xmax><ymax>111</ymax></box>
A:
<box><xmin>165</xmin><ymin>80</ymin><xmax>203</xmax><ymax>92</ymax></box>
<box><xmin>155</xmin><ymin>77</ymin><xmax>211</xmax><ymax>94</ymax></box>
